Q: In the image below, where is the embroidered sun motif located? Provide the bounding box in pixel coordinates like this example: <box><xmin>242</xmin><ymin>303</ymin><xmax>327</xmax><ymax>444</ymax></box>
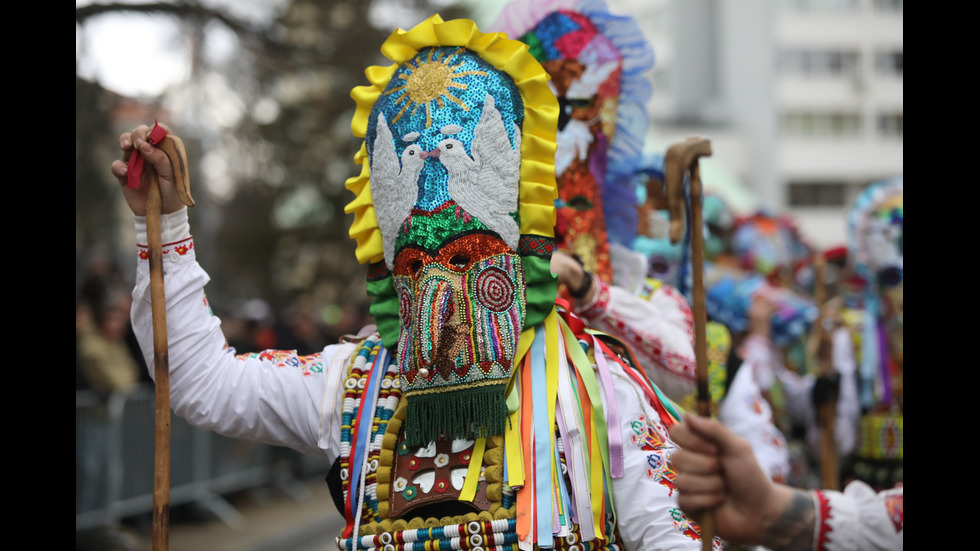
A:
<box><xmin>385</xmin><ymin>48</ymin><xmax>488</xmax><ymax>127</ymax></box>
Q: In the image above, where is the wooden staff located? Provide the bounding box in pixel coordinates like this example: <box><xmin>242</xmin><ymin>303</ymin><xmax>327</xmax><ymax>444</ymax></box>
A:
<box><xmin>811</xmin><ymin>253</ymin><xmax>840</xmax><ymax>491</ymax></box>
<box><xmin>139</xmin><ymin>127</ymin><xmax>195</xmax><ymax>551</ymax></box>
<box><xmin>664</xmin><ymin>137</ymin><xmax>713</xmax><ymax>550</ymax></box>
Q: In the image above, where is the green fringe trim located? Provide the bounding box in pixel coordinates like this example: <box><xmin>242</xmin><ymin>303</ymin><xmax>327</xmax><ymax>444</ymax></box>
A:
<box><xmin>366</xmin><ymin>276</ymin><xmax>400</xmax><ymax>348</ymax></box>
<box><xmin>522</xmin><ymin>255</ymin><xmax>558</xmax><ymax>331</ymax></box>
<box><xmin>404</xmin><ymin>383</ymin><xmax>509</xmax><ymax>447</ymax></box>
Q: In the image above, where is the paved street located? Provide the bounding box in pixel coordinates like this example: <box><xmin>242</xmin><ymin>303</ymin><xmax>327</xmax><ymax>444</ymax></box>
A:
<box><xmin>127</xmin><ymin>476</ymin><xmax>346</xmax><ymax>551</ymax></box>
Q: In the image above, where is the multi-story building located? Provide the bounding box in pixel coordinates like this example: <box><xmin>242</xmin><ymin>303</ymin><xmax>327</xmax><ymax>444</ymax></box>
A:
<box><xmin>610</xmin><ymin>0</ymin><xmax>902</xmax><ymax>249</ymax></box>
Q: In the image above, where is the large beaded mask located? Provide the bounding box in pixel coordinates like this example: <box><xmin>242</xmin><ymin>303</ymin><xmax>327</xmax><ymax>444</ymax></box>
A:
<box><xmin>848</xmin><ymin>176</ymin><xmax>903</xmax><ymax>366</ymax></box>
<box><xmin>345</xmin><ymin>16</ymin><xmax>558</xmax><ymax>445</ymax></box>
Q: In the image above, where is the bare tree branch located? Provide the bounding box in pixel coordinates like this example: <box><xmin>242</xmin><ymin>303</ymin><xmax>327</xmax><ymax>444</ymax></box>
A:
<box><xmin>76</xmin><ymin>2</ymin><xmax>298</xmax><ymax>58</ymax></box>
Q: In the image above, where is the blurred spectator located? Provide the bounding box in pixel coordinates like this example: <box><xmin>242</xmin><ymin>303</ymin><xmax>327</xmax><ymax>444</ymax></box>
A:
<box><xmin>78</xmin><ymin>253</ymin><xmax>124</xmax><ymax>314</ymax></box>
<box><xmin>233</xmin><ymin>298</ymin><xmax>279</xmax><ymax>352</ymax></box>
<box><xmin>77</xmin><ymin>288</ymin><xmax>141</xmax><ymax>397</ymax></box>
<box><xmin>76</xmin><ymin>258</ymin><xmax>146</xmax><ymax>521</ymax></box>
<box><xmin>276</xmin><ymin>305</ymin><xmax>330</xmax><ymax>356</ymax></box>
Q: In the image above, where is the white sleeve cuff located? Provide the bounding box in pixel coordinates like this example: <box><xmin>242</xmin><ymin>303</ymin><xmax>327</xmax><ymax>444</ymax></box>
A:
<box><xmin>134</xmin><ymin>207</ymin><xmax>190</xmax><ymax>245</ymax></box>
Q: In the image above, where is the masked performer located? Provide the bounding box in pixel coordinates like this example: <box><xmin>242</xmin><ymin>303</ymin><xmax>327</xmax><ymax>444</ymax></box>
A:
<box><xmin>115</xmin><ymin>15</ymin><xmax>722</xmax><ymax>550</ymax></box>
<box><xmin>492</xmin><ymin>0</ymin><xmax>699</xmax><ymax>409</ymax></box>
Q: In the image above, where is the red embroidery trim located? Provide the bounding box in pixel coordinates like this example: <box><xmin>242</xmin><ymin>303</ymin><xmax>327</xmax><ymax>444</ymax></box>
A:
<box><xmin>814</xmin><ymin>489</ymin><xmax>833</xmax><ymax>551</ymax></box>
<box><xmin>656</xmin><ymin>284</ymin><xmax>694</xmax><ymax>339</ymax></box>
<box><xmin>885</xmin><ymin>492</ymin><xmax>903</xmax><ymax>533</ymax></box>
<box><xmin>137</xmin><ymin>237</ymin><xmax>195</xmax><ymax>260</ymax></box>
<box><xmin>596</xmin><ymin>309</ymin><xmax>697</xmax><ymax>381</ymax></box>
<box><xmin>578</xmin><ymin>282</ymin><xmax>696</xmax><ymax>382</ymax></box>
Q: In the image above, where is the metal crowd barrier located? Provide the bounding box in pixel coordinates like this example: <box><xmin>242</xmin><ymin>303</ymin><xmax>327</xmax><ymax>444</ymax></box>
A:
<box><xmin>76</xmin><ymin>384</ymin><xmax>331</xmax><ymax>532</ymax></box>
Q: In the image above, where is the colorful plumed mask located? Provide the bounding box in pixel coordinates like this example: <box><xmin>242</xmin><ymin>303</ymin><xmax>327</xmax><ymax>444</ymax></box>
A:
<box><xmin>492</xmin><ymin>0</ymin><xmax>653</xmax><ymax>283</ymax></box>
<box><xmin>847</xmin><ymin>176</ymin><xmax>903</xmax><ymax>408</ymax></box>
<box><xmin>849</xmin><ymin>177</ymin><xmax>903</xmax><ymax>290</ymax></box>
<box><xmin>345</xmin><ymin>15</ymin><xmax>559</xmax><ymax>445</ymax></box>
<box><xmin>631</xmin><ymin>153</ymin><xmax>687</xmax><ymax>289</ymax></box>
<box><xmin>702</xmin><ymin>194</ymin><xmax>735</xmax><ymax>262</ymax></box>
<box><xmin>732</xmin><ymin>211</ymin><xmax>814</xmax><ymax>285</ymax></box>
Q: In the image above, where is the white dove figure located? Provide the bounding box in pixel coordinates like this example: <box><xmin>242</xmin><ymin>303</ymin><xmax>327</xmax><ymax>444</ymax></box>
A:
<box><xmin>371</xmin><ymin>113</ymin><xmax>426</xmax><ymax>269</ymax></box>
<box><xmin>432</xmin><ymin>95</ymin><xmax>522</xmax><ymax>251</ymax></box>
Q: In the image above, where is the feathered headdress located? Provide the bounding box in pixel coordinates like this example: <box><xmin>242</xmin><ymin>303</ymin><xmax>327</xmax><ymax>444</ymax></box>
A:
<box><xmin>491</xmin><ymin>0</ymin><xmax>654</xmax><ymax>250</ymax></box>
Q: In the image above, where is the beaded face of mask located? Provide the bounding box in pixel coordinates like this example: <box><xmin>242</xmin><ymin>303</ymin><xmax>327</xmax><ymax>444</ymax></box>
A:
<box><xmin>367</xmin><ymin>45</ymin><xmax>528</xmax><ymax>444</ymax></box>
<box><xmin>392</xmin><ymin>235</ymin><xmax>526</xmax><ymax>387</ymax></box>
<box><xmin>520</xmin><ymin>10</ymin><xmax>623</xmax><ymax>281</ymax></box>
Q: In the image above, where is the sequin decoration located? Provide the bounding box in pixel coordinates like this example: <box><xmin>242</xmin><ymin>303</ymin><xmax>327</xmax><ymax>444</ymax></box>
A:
<box><xmin>476</xmin><ymin>266</ymin><xmax>516</xmax><ymax>312</ymax></box>
<box><xmin>367</xmin><ymin>46</ymin><xmax>524</xmax><ymax>213</ymax></box>
<box><xmin>345</xmin><ymin>16</ymin><xmax>560</xmax><ymax>347</ymax></box>
<box><xmin>518</xmin><ymin>10</ymin><xmax>624</xmax><ymax>283</ymax></box>
<box><xmin>492</xmin><ymin>0</ymin><xmax>655</xmax><ymax>251</ymax></box>
<box><xmin>393</xmin><ymin>232</ymin><xmax>526</xmax><ymax>445</ymax></box>
<box><xmin>395</xmin><ymin>242</ymin><xmax>526</xmax><ymax>391</ymax></box>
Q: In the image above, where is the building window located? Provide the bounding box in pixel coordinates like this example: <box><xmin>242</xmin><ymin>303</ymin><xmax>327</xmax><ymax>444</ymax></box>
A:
<box><xmin>877</xmin><ymin>113</ymin><xmax>903</xmax><ymax>138</ymax></box>
<box><xmin>779</xmin><ymin>112</ymin><xmax>862</xmax><ymax>138</ymax></box>
<box><xmin>788</xmin><ymin>182</ymin><xmax>847</xmax><ymax>207</ymax></box>
<box><xmin>777</xmin><ymin>49</ymin><xmax>860</xmax><ymax>77</ymax></box>
<box><xmin>874</xmin><ymin>51</ymin><xmax>903</xmax><ymax>76</ymax></box>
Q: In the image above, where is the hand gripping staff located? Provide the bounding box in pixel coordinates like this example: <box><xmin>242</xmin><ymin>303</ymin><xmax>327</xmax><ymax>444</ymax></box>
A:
<box><xmin>127</xmin><ymin>122</ymin><xmax>195</xmax><ymax>551</ymax></box>
<box><xmin>664</xmin><ymin>137</ymin><xmax>715</xmax><ymax>551</ymax></box>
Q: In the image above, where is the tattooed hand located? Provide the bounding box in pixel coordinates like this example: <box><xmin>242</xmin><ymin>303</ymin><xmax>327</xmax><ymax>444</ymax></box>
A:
<box><xmin>669</xmin><ymin>414</ymin><xmax>816</xmax><ymax>551</ymax></box>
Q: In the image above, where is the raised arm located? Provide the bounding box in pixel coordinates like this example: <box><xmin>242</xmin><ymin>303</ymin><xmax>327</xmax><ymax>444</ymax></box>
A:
<box><xmin>111</xmin><ymin>124</ymin><xmax>356</xmax><ymax>460</ymax></box>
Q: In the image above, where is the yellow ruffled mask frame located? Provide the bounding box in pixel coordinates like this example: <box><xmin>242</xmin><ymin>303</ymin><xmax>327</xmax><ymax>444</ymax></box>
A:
<box><xmin>344</xmin><ymin>14</ymin><xmax>561</xmax><ymax>348</ymax></box>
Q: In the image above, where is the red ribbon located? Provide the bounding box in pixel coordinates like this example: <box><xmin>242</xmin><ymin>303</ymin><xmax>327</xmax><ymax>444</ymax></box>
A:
<box><xmin>126</xmin><ymin>121</ymin><xmax>168</xmax><ymax>189</ymax></box>
<box><xmin>555</xmin><ymin>300</ymin><xmax>678</xmax><ymax>426</ymax></box>
<box><xmin>555</xmin><ymin>298</ymin><xmax>587</xmax><ymax>338</ymax></box>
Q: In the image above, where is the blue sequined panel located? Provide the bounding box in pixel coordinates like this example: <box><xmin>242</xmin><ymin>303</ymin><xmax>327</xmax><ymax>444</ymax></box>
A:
<box><xmin>366</xmin><ymin>46</ymin><xmax>524</xmax><ymax>211</ymax></box>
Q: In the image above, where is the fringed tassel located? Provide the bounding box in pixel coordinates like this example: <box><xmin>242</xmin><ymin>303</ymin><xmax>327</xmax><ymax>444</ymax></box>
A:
<box><xmin>404</xmin><ymin>384</ymin><xmax>509</xmax><ymax>447</ymax></box>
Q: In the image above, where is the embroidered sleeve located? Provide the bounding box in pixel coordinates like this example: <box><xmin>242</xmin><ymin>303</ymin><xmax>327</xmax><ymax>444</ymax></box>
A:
<box><xmin>606</xmin><ymin>355</ymin><xmax>721</xmax><ymax>550</ymax></box>
<box><xmin>832</xmin><ymin>327</ymin><xmax>861</xmax><ymax>457</ymax></box>
<box><xmin>578</xmin><ymin>276</ymin><xmax>697</xmax><ymax>404</ymax></box>
<box><xmin>738</xmin><ymin>333</ymin><xmax>777</xmax><ymax>392</ymax></box>
<box><xmin>130</xmin><ymin>211</ymin><xmax>356</xmax><ymax>460</ymax></box>
<box><xmin>814</xmin><ymin>482</ymin><xmax>903</xmax><ymax>551</ymax></box>
<box><xmin>718</xmin><ymin>360</ymin><xmax>790</xmax><ymax>483</ymax></box>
